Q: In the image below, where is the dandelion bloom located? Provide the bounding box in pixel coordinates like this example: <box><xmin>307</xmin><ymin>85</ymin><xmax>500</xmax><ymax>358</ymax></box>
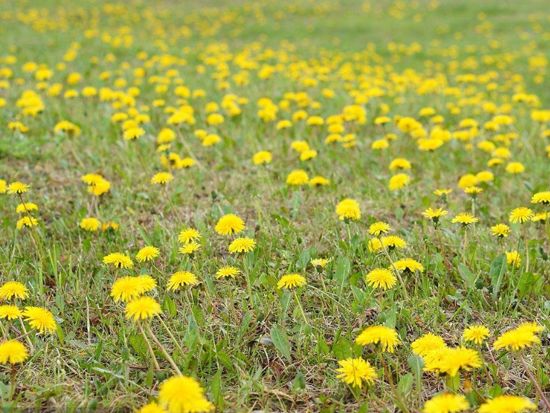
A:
<box><xmin>228</xmin><ymin>237</ymin><xmax>256</xmax><ymax>254</ymax></box>
<box><xmin>355</xmin><ymin>325</ymin><xmax>400</xmax><ymax>352</ymax></box>
<box><xmin>393</xmin><ymin>258</ymin><xmax>424</xmax><ymax>273</ymax></box>
<box><xmin>310</xmin><ymin>258</ymin><xmax>331</xmax><ymax>268</ymax></box>
<box><xmin>491</xmin><ymin>224</ymin><xmax>510</xmax><ymax>238</ymax></box>
<box><xmin>411</xmin><ymin>333</ymin><xmax>447</xmax><ymax>357</ymax></box>
<box><xmin>493</xmin><ymin>322</ymin><xmax>543</xmax><ymax>351</ymax></box>
<box><xmin>381</xmin><ymin>235</ymin><xmax>407</xmax><ymax>250</ymax></box>
<box><xmin>509</xmin><ymin>207</ymin><xmax>533</xmax><ymax>224</ymax></box>
<box><xmin>103</xmin><ymin>253</ymin><xmax>134</xmax><ymax>269</ymax></box>
<box><xmin>125</xmin><ymin>296</ymin><xmax>162</xmax><ymax>321</ymax></box>
<box><xmin>136</xmin><ymin>246</ymin><xmax>160</xmax><ymax>262</ymax></box>
<box><xmin>506</xmin><ymin>251</ymin><xmax>521</xmax><ymax>268</ymax></box>
<box><xmin>151</xmin><ymin>172</ymin><xmax>174</xmax><ymax>185</ymax></box>
<box><xmin>277</xmin><ymin>274</ymin><xmax>306</xmax><ymax>290</ymax></box>
<box><xmin>336</xmin><ymin>357</ymin><xmax>377</xmax><ymax>388</ymax></box>
<box><xmin>0</xmin><ymin>305</ymin><xmax>23</xmax><ymax>320</ymax></box>
<box><xmin>111</xmin><ymin>275</ymin><xmax>156</xmax><ymax>302</ymax></box>
<box><xmin>422</xmin><ymin>207</ymin><xmax>448</xmax><ymax>224</ymax></box>
<box><xmin>505</xmin><ymin>162</ymin><xmax>525</xmax><ymax>174</ymax></box>
<box><xmin>23</xmin><ymin>306</ymin><xmax>57</xmax><ymax>334</ymax></box>
<box><xmin>252</xmin><ymin>150</ymin><xmax>272</xmax><ymax>165</ymax></box>
<box><xmin>286</xmin><ymin>169</ymin><xmax>309</xmax><ymax>186</ymax></box>
<box><xmin>423</xmin><ymin>346</ymin><xmax>482</xmax><ymax>376</ymax></box>
<box><xmin>462</xmin><ymin>325</ymin><xmax>490</xmax><ymax>345</ymax></box>
<box><xmin>451</xmin><ymin>213</ymin><xmax>478</xmax><ymax>226</ymax></box>
<box><xmin>137</xmin><ymin>402</ymin><xmax>165</xmax><ymax>413</ymax></box>
<box><xmin>422</xmin><ymin>393</ymin><xmax>469</xmax><ymax>413</ymax></box>
<box><xmin>368</xmin><ymin>221</ymin><xmax>391</xmax><ymax>236</ymax></box>
<box><xmin>434</xmin><ymin>188</ymin><xmax>452</xmax><ymax>197</ymax></box>
<box><xmin>215</xmin><ymin>266</ymin><xmax>240</xmax><ymax>279</ymax></box>
<box><xmin>80</xmin><ymin>217</ymin><xmax>101</xmax><ymax>232</ymax></box>
<box><xmin>7</xmin><ymin>181</ymin><xmax>29</xmax><ymax>194</ymax></box>
<box><xmin>389</xmin><ymin>158</ymin><xmax>411</xmax><ymax>170</ymax></box>
<box><xmin>17</xmin><ymin>216</ymin><xmax>39</xmax><ymax>230</ymax></box>
<box><xmin>478</xmin><ymin>396</ymin><xmax>535</xmax><ymax>413</ymax></box>
<box><xmin>167</xmin><ymin>271</ymin><xmax>199</xmax><ymax>291</ymax></box>
<box><xmin>0</xmin><ymin>340</ymin><xmax>28</xmax><ymax>364</ymax></box>
<box><xmin>215</xmin><ymin>214</ymin><xmax>245</xmax><ymax>236</ymax></box>
<box><xmin>178</xmin><ymin>228</ymin><xmax>200</xmax><ymax>244</ymax></box>
<box><xmin>0</xmin><ymin>281</ymin><xmax>29</xmax><ymax>300</ymax></box>
<box><xmin>365</xmin><ymin>268</ymin><xmax>396</xmax><ymax>290</ymax></box>
<box><xmin>531</xmin><ymin>191</ymin><xmax>550</xmax><ymax>205</ymax></box>
<box><xmin>336</xmin><ymin>198</ymin><xmax>361</xmax><ymax>221</ymax></box>
<box><xmin>158</xmin><ymin>375</ymin><xmax>214</xmax><ymax>413</ymax></box>
<box><xmin>388</xmin><ymin>173</ymin><xmax>411</xmax><ymax>190</ymax></box>
<box><xmin>309</xmin><ymin>176</ymin><xmax>330</xmax><ymax>187</ymax></box>
<box><xmin>15</xmin><ymin>202</ymin><xmax>38</xmax><ymax>214</ymax></box>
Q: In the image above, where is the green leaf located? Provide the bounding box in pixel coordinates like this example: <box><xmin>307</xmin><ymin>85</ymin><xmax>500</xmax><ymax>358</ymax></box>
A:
<box><xmin>489</xmin><ymin>254</ymin><xmax>507</xmax><ymax>299</ymax></box>
<box><xmin>270</xmin><ymin>324</ymin><xmax>292</xmax><ymax>362</ymax></box>
<box><xmin>210</xmin><ymin>369</ymin><xmax>224</xmax><ymax>408</ymax></box>
<box><xmin>129</xmin><ymin>333</ymin><xmax>148</xmax><ymax>359</ymax></box>
<box><xmin>334</xmin><ymin>256</ymin><xmax>351</xmax><ymax>293</ymax></box>
<box><xmin>397</xmin><ymin>373</ymin><xmax>414</xmax><ymax>396</ymax></box>
<box><xmin>458</xmin><ymin>263</ymin><xmax>476</xmax><ymax>289</ymax></box>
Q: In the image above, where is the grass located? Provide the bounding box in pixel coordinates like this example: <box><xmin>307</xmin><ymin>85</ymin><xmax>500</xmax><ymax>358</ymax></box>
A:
<box><xmin>0</xmin><ymin>0</ymin><xmax>549</xmax><ymax>411</ymax></box>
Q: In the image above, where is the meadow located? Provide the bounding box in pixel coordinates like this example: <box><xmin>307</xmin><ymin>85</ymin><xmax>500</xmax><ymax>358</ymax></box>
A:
<box><xmin>0</xmin><ymin>0</ymin><xmax>549</xmax><ymax>411</ymax></box>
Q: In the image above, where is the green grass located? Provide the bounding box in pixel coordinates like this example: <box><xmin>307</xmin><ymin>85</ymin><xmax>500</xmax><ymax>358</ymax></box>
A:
<box><xmin>0</xmin><ymin>0</ymin><xmax>549</xmax><ymax>411</ymax></box>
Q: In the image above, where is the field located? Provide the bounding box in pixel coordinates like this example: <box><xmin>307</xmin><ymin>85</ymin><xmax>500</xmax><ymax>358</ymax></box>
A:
<box><xmin>0</xmin><ymin>0</ymin><xmax>549</xmax><ymax>411</ymax></box>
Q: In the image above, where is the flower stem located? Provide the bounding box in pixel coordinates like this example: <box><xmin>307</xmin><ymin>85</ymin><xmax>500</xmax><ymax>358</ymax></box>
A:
<box><xmin>138</xmin><ymin>323</ymin><xmax>160</xmax><ymax>371</ymax></box>
<box><xmin>145</xmin><ymin>323</ymin><xmax>182</xmax><ymax>375</ymax></box>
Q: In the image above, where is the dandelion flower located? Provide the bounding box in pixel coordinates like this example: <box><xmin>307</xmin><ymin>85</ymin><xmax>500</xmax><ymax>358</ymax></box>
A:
<box><xmin>509</xmin><ymin>207</ymin><xmax>533</xmax><ymax>224</ymax></box>
<box><xmin>368</xmin><ymin>222</ymin><xmax>391</xmax><ymax>236</ymax></box>
<box><xmin>0</xmin><ymin>305</ymin><xmax>23</xmax><ymax>320</ymax></box>
<box><xmin>277</xmin><ymin>274</ymin><xmax>306</xmax><ymax>290</ymax></box>
<box><xmin>252</xmin><ymin>150</ymin><xmax>272</xmax><ymax>165</ymax></box>
<box><xmin>23</xmin><ymin>306</ymin><xmax>57</xmax><ymax>334</ymax></box>
<box><xmin>424</xmin><ymin>346</ymin><xmax>482</xmax><ymax>376</ymax></box>
<box><xmin>16</xmin><ymin>216</ymin><xmax>39</xmax><ymax>229</ymax></box>
<box><xmin>365</xmin><ymin>268</ymin><xmax>396</xmax><ymax>290</ymax></box>
<box><xmin>216</xmin><ymin>266</ymin><xmax>240</xmax><ymax>279</ymax></box>
<box><xmin>125</xmin><ymin>297</ymin><xmax>162</xmax><ymax>321</ymax></box>
<box><xmin>355</xmin><ymin>325</ymin><xmax>400</xmax><ymax>352</ymax></box>
<box><xmin>451</xmin><ymin>213</ymin><xmax>478</xmax><ymax>226</ymax></box>
<box><xmin>389</xmin><ymin>173</ymin><xmax>411</xmax><ymax>190</ymax></box>
<box><xmin>463</xmin><ymin>325</ymin><xmax>490</xmax><ymax>345</ymax></box>
<box><xmin>393</xmin><ymin>258</ymin><xmax>424</xmax><ymax>273</ymax></box>
<box><xmin>111</xmin><ymin>275</ymin><xmax>156</xmax><ymax>302</ymax></box>
<box><xmin>168</xmin><ymin>271</ymin><xmax>199</xmax><ymax>290</ymax></box>
<box><xmin>137</xmin><ymin>402</ymin><xmax>165</xmax><ymax>413</ymax></box>
<box><xmin>506</xmin><ymin>251</ymin><xmax>521</xmax><ymax>268</ymax></box>
<box><xmin>286</xmin><ymin>169</ymin><xmax>309</xmax><ymax>186</ymax></box>
<box><xmin>7</xmin><ymin>182</ymin><xmax>29</xmax><ymax>194</ymax></box>
<box><xmin>103</xmin><ymin>253</ymin><xmax>134</xmax><ymax>269</ymax></box>
<box><xmin>215</xmin><ymin>214</ymin><xmax>245</xmax><ymax>235</ymax></box>
<box><xmin>412</xmin><ymin>333</ymin><xmax>447</xmax><ymax>357</ymax></box>
<box><xmin>151</xmin><ymin>172</ymin><xmax>174</xmax><ymax>185</ymax></box>
<box><xmin>491</xmin><ymin>224</ymin><xmax>510</xmax><ymax>238</ymax></box>
<box><xmin>336</xmin><ymin>357</ymin><xmax>377</xmax><ymax>388</ymax></box>
<box><xmin>493</xmin><ymin>322</ymin><xmax>543</xmax><ymax>351</ymax></box>
<box><xmin>336</xmin><ymin>198</ymin><xmax>361</xmax><ymax>221</ymax></box>
<box><xmin>136</xmin><ymin>246</ymin><xmax>160</xmax><ymax>262</ymax></box>
<box><xmin>423</xmin><ymin>393</ymin><xmax>469</xmax><ymax>413</ymax></box>
<box><xmin>228</xmin><ymin>237</ymin><xmax>256</xmax><ymax>254</ymax></box>
<box><xmin>178</xmin><ymin>228</ymin><xmax>200</xmax><ymax>244</ymax></box>
<box><xmin>478</xmin><ymin>395</ymin><xmax>535</xmax><ymax>413</ymax></box>
<box><xmin>422</xmin><ymin>207</ymin><xmax>448</xmax><ymax>225</ymax></box>
<box><xmin>0</xmin><ymin>281</ymin><xmax>29</xmax><ymax>301</ymax></box>
<box><xmin>0</xmin><ymin>340</ymin><xmax>28</xmax><ymax>364</ymax></box>
<box><xmin>310</xmin><ymin>258</ymin><xmax>331</xmax><ymax>268</ymax></box>
<box><xmin>179</xmin><ymin>242</ymin><xmax>201</xmax><ymax>255</ymax></box>
<box><xmin>15</xmin><ymin>202</ymin><xmax>38</xmax><ymax>214</ymax></box>
<box><xmin>80</xmin><ymin>217</ymin><xmax>101</xmax><ymax>232</ymax></box>
<box><xmin>158</xmin><ymin>375</ymin><xmax>214</xmax><ymax>413</ymax></box>
<box><xmin>531</xmin><ymin>191</ymin><xmax>550</xmax><ymax>205</ymax></box>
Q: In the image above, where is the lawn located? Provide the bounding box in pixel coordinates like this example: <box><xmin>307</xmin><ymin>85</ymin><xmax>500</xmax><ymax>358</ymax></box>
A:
<box><xmin>0</xmin><ymin>0</ymin><xmax>548</xmax><ymax>411</ymax></box>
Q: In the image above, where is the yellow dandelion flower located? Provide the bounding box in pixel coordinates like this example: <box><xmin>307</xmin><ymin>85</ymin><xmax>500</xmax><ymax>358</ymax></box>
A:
<box><xmin>355</xmin><ymin>325</ymin><xmax>400</xmax><ymax>353</ymax></box>
<box><xmin>228</xmin><ymin>237</ymin><xmax>256</xmax><ymax>254</ymax></box>
<box><xmin>158</xmin><ymin>375</ymin><xmax>214</xmax><ymax>413</ymax></box>
<box><xmin>215</xmin><ymin>214</ymin><xmax>245</xmax><ymax>236</ymax></box>
<box><xmin>136</xmin><ymin>246</ymin><xmax>160</xmax><ymax>262</ymax></box>
<box><xmin>336</xmin><ymin>357</ymin><xmax>377</xmax><ymax>388</ymax></box>
<box><xmin>423</xmin><ymin>393</ymin><xmax>469</xmax><ymax>413</ymax></box>
<box><xmin>0</xmin><ymin>281</ymin><xmax>29</xmax><ymax>301</ymax></box>
<box><xmin>215</xmin><ymin>266</ymin><xmax>240</xmax><ymax>279</ymax></box>
<box><xmin>277</xmin><ymin>274</ymin><xmax>307</xmax><ymax>290</ymax></box>
<box><xmin>0</xmin><ymin>340</ymin><xmax>28</xmax><ymax>364</ymax></box>
<box><xmin>125</xmin><ymin>296</ymin><xmax>162</xmax><ymax>321</ymax></box>
<box><xmin>478</xmin><ymin>395</ymin><xmax>535</xmax><ymax>413</ymax></box>
<box><xmin>462</xmin><ymin>325</ymin><xmax>490</xmax><ymax>345</ymax></box>
<box><xmin>23</xmin><ymin>306</ymin><xmax>57</xmax><ymax>334</ymax></box>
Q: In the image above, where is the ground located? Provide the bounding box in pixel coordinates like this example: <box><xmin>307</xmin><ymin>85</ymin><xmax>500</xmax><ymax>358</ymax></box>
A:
<box><xmin>0</xmin><ymin>0</ymin><xmax>548</xmax><ymax>412</ymax></box>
